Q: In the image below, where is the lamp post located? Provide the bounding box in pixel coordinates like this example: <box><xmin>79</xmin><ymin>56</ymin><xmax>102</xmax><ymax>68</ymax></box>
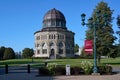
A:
<box><xmin>81</xmin><ymin>10</ymin><xmax>101</xmax><ymax>74</ymax></box>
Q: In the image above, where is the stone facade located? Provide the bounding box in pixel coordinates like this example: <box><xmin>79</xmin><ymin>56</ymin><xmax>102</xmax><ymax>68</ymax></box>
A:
<box><xmin>34</xmin><ymin>8</ymin><xmax>74</xmax><ymax>58</ymax></box>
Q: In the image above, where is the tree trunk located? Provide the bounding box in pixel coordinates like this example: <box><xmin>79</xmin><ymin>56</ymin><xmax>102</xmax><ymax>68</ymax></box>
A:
<box><xmin>98</xmin><ymin>55</ymin><xmax>101</xmax><ymax>65</ymax></box>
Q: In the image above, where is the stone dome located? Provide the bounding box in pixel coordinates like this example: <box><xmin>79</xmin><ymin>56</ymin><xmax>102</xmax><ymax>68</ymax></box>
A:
<box><xmin>42</xmin><ymin>8</ymin><xmax>66</xmax><ymax>29</ymax></box>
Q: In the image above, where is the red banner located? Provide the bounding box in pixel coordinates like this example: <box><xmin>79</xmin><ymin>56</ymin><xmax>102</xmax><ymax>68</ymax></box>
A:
<box><xmin>84</xmin><ymin>40</ymin><xmax>93</xmax><ymax>54</ymax></box>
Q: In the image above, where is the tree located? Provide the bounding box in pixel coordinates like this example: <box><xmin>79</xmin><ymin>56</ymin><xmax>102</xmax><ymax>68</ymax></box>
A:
<box><xmin>108</xmin><ymin>45</ymin><xmax>118</xmax><ymax>58</ymax></box>
<box><xmin>74</xmin><ymin>44</ymin><xmax>79</xmax><ymax>53</ymax></box>
<box><xmin>3</xmin><ymin>47</ymin><xmax>15</xmax><ymax>59</ymax></box>
<box><xmin>0</xmin><ymin>46</ymin><xmax>6</xmax><ymax>59</ymax></box>
<box><xmin>15</xmin><ymin>51</ymin><xmax>22</xmax><ymax>59</ymax></box>
<box><xmin>85</xmin><ymin>1</ymin><xmax>116</xmax><ymax>63</ymax></box>
<box><xmin>117</xmin><ymin>15</ymin><xmax>120</xmax><ymax>26</ymax></box>
<box><xmin>116</xmin><ymin>15</ymin><xmax>120</xmax><ymax>57</ymax></box>
<box><xmin>22</xmin><ymin>48</ymin><xmax>34</xmax><ymax>58</ymax></box>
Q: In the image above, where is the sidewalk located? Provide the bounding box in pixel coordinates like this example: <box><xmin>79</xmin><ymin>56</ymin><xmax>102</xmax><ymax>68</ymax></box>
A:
<box><xmin>0</xmin><ymin>72</ymin><xmax>120</xmax><ymax>80</ymax></box>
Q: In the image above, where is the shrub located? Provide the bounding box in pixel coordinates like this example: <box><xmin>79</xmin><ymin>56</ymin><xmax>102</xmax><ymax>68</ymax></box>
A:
<box><xmin>81</xmin><ymin>61</ymin><xmax>93</xmax><ymax>74</ymax></box>
<box><xmin>71</xmin><ymin>66</ymin><xmax>82</xmax><ymax>75</ymax></box>
<box><xmin>47</xmin><ymin>63</ymin><xmax>57</xmax><ymax>67</ymax></box>
<box><xmin>105</xmin><ymin>65</ymin><xmax>112</xmax><ymax>73</ymax></box>
<box><xmin>47</xmin><ymin>63</ymin><xmax>57</xmax><ymax>75</ymax></box>
<box><xmin>39</xmin><ymin>63</ymin><xmax>65</xmax><ymax>76</ymax></box>
<box><xmin>53</xmin><ymin>66</ymin><xmax>66</xmax><ymax>75</ymax></box>
<box><xmin>38</xmin><ymin>67</ymin><xmax>50</xmax><ymax>76</ymax></box>
<box><xmin>98</xmin><ymin>66</ymin><xmax>105</xmax><ymax>74</ymax></box>
<box><xmin>98</xmin><ymin>65</ymin><xmax>112</xmax><ymax>74</ymax></box>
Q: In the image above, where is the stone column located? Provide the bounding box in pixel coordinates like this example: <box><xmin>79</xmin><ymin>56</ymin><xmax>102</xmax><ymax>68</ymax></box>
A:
<box><xmin>47</xmin><ymin>46</ymin><xmax>50</xmax><ymax>58</ymax></box>
<box><xmin>40</xmin><ymin>46</ymin><xmax>42</xmax><ymax>55</ymax></box>
<box><xmin>55</xmin><ymin>43</ymin><xmax>58</xmax><ymax>59</ymax></box>
<box><xmin>63</xmin><ymin>46</ymin><xmax>66</xmax><ymax>57</ymax></box>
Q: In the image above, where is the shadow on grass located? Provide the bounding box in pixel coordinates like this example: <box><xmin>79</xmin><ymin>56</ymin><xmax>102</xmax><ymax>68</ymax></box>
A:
<box><xmin>103</xmin><ymin>62</ymin><xmax>120</xmax><ymax>65</ymax></box>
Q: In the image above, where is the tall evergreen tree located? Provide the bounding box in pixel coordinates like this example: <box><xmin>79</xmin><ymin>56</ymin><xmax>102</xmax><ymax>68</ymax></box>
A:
<box><xmin>85</xmin><ymin>1</ymin><xmax>116</xmax><ymax>63</ymax></box>
<box><xmin>74</xmin><ymin>44</ymin><xmax>79</xmax><ymax>53</ymax></box>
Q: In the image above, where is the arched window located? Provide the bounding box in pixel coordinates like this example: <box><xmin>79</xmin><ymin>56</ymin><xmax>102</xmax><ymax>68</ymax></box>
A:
<box><xmin>42</xmin><ymin>43</ymin><xmax>47</xmax><ymax>54</ymax></box>
<box><xmin>42</xmin><ymin>43</ymin><xmax>45</xmax><ymax>47</ymax></box>
<box><xmin>47</xmin><ymin>22</ymin><xmax>51</xmax><ymax>27</ymax></box>
<box><xmin>58</xmin><ymin>42</ymin><xmax>63</xmax><ymax>48</ymax></box>
<box><xmin>51</xmin><ymin>22</ymin><xmax>55</xmax><ymax>26</ymax></box>
<box><xmin>36</xmin><ymin>36</ymin><xmax>40</xmax><ymax>40</ymax></box>
<box><xmin>37</xmin><ymin>50</ymin><xmax>40</xmax><ymax>54</ymax></box>
<box><xmin>37</xmin><ymin>44</ymin><xmax>40</xmax><ymax>47</ymax></box>
<box><xmin>50</xmin><ymin>42</ymin><xmax>55</xmax><ymax>49</ymax></box>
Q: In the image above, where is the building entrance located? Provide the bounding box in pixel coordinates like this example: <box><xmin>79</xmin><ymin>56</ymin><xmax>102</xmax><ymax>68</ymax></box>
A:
<box><xmin>50</xmin><ymin>49</ymin><xmax>55</xmax><ymax>59</ymax></box>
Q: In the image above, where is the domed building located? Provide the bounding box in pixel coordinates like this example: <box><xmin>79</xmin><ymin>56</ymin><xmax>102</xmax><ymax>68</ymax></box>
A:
<box><xmin>34</xmin><ymin>8</ymin><xmax>75</xmax><ymax>59</ymax></box>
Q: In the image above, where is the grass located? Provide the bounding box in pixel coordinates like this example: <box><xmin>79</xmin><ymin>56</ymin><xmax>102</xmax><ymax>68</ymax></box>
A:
<box><xmin>101</xmin><ymin>58</ymin><xmax>120</xmax><ymax>67</ymax></box>
<box><xmin>0</xmin><ymin>58</ymin><xmax>120</xmax><ymax>68</ymax></box>
<box><xmin>0</xmin><ymin>59</ymin><xmax>44</xmax><ymax>68</ymax></box>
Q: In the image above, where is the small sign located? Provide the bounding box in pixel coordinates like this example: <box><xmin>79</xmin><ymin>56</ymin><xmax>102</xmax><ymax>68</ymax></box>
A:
<box><xmin>66</xmin><ymin>64</ymin><xmax>70</xmax><ymax>75</ymax></box>
<box><xmin>84</xmin><ymin>40</ymin><xmax>93</xmax><ymax>54</ymax></box>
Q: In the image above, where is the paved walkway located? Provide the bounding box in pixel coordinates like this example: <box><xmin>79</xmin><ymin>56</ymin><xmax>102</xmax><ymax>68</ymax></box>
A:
<box><xmin>0</xmin><ymin>67</ymin><xmax>120</xmax><ymax>80</ymax></box>
<box><xmin>0</xmin><ymin>72</ymin><xmax>120</xmax><ymax>80</ymax></box>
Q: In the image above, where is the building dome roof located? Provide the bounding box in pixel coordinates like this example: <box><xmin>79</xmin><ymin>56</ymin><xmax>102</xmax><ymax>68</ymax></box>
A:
<box><xmin>43</xmin><ymin>8</ymin><xmax>66</xmax><ymax>21</ymax></box>
<box><xmin>42</xmin><ymin>8</ymin><xmax>66</xmax><ymax>29</ymax></box>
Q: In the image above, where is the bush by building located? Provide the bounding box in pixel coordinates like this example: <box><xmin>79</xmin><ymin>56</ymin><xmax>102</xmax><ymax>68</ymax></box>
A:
<box><xmin>38</xmin><ymin>63</ymin><xmax>113</xmax><ymax>76</ymax></box>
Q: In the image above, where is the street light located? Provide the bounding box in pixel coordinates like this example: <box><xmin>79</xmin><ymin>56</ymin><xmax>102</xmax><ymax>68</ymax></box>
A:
<box><xmin>81</xmin><ymin>10</ymin><xmax>101</xmax><ymax>74</ymax></box>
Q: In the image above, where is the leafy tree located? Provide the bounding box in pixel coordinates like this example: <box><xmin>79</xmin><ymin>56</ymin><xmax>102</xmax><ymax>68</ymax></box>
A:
<box><xmin>15</xmin><ymin>52</ymin><xmax>22</xmax><ymax>59</ymax></box>
<box><xmin>116</xmin><ymin>15</ymin><xmax>120</xmax><ymax>57</ymax></box>
<box><xmin>85</xmin><ymin>1</ymin><xmax>116</xmax><ymax>63</ymax></box>
<box><xmin>3</xmin><ymin>47</ymin><xmax>15</xmax><ymax>59</ymax></box>
<box><xmin>74</xmin><ymin>44</ymin><xmax>79</xmax><ymax>53</ymax></box>
<box><xmin>22</xmin><ymin>48</ymin><xmax>34</xmax><ymax>58</ymax></box>
<box><xmin>108</xmin><ymin>45</ymin><xmax>118</xmax><ymax>58</ymax></box>
<box><xmin>117</xmin><ymin>15</ymin><xmax>120</xmax><ymax>26</ymax></box>
<box><xmin>0</xmin><ymin>46</ymin><xmax>6</xmax><ymax>59</ymax></box>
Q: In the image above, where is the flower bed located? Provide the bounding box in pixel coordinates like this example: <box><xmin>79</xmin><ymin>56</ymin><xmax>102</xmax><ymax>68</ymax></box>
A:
<box><xmin>38</xmin><ymin>61</ymin><xmax>113</xmax><ymax>76</ymax></box>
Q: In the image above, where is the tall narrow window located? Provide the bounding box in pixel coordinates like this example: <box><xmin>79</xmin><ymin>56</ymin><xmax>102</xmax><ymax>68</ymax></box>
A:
<box><xmin>42</xmin><ymin>49</ymin><xmax>47</xmax><ymax>54</ymax></box>
<box><xmin>58</xmin><ymin>35</ymin><xmax>59</xmax><ymax>39</ymax></box>
<box><xmin>42</xmin><ymin>43</ymin><xmax>47</xmax><ymax>54</ymax></box>
<box><xmin>54</xmin><ymin>35</ymin><xmax>55</xmax><ymax>39</ymax></box>
<box><xmin>37</xmin><ymin>50</ymin><xmax>40</xmax><ymax>54</ymax></box>
<box><xmin>58</xmin><ymin>42</ymin><xmax>63</xmax><ymax>54</ymax></box>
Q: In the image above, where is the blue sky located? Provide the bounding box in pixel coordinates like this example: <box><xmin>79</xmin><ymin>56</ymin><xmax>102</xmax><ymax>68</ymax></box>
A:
<box><xmin>0</xmin><ymin>0</ymin><xmax>119</xmax><ymax>52</ymax></box>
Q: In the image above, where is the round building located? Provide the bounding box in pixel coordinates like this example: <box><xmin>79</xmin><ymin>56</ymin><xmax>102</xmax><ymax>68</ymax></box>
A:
<box><xmin>34</xmin><ymin>8</ymin><xmax>75</xmax><ymax>59</ymax></box>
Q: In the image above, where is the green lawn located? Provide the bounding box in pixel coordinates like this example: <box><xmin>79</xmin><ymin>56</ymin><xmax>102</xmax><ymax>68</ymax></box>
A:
<box><xmin>0</xmin><ymin>58</ymin><xmax>120</xmax><ymax>68</ymax></box>
<box><xmin>101</xmin><ymin>58</ymin><xmax>120</xmax><ymax>67</ymax></box>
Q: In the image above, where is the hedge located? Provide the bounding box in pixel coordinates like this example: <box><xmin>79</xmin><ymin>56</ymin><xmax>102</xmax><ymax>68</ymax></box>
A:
<box><xmin>38</xmin><ymin>65</ymin><xmax>112</xmax><ymax>76</ymax></box>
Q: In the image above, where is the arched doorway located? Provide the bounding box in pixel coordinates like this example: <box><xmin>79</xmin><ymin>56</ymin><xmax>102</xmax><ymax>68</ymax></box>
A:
<box><xmin>50</xmin><ymin>49</ymin><xmax>55</xmax><ymax>59</ymax></box>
